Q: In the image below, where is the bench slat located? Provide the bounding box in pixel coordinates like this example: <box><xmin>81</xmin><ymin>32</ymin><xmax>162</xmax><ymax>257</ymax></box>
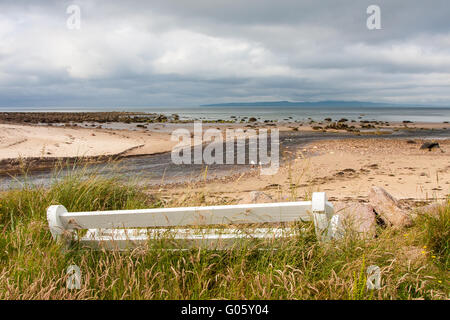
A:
<box><xmin>57</xmin><ymin>201</ymin><xmax>314</xmax><ymax>230</ymax></box>
<box><xmin>77</xmin><ymin>227</ymin><xmax>300</xmax><ymax>250</ymax></box>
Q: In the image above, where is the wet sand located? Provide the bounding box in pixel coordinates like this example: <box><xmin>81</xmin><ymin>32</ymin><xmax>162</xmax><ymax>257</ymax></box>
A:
<box><xmin>157</xmin><ymin>138</ymin><xmax>450</xmax><ymax>203</ymax></box>
<box><xmin>0</xmin><ymin>119</ymin><xmax>449</xmax><ymax>203</ymax></box>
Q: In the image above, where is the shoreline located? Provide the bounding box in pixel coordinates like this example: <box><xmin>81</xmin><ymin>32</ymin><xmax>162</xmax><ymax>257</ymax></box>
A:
<box><xmin>1</xmin><ymin>112</ymin><xmax>449</xmax><ymax>202</ymax></box>
<box><xmin>0</xmin><ymin>117</ymin><xmax>448</xmax><ymax>203</ymax></box>
<box><xmin>0</xmin><ymin>117</ymin><xmax>449</xmax><ymax>175</ymax></box>
<box><xmin>154</xmin><ymin>137</ymin><xmax>449</xmax><ymax>203</ymax></box>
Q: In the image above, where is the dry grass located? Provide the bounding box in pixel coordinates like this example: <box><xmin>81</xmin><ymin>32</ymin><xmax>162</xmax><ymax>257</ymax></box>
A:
<box><xmin>0</xmin><ymin>167</ymin><xmax>448</xmax><ymax>300</ymax></box>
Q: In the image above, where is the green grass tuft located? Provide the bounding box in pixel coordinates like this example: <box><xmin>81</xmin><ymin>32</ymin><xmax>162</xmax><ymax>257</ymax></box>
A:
<box><xmin>0</xmin><ymin>168</ymin><xmax>448</xmax><ymax>299</ymax></box>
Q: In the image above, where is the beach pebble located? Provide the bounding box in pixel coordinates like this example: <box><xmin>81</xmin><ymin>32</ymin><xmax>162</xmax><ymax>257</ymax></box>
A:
<box><xmin>420</xmin><ymin>142</ymin><xmax>440</xmax><ymax>150</ymax></box>
<box><xmin>368</xmin><ymin>186</ymin><xmax>413</xmax><ymax>228</ymax></box>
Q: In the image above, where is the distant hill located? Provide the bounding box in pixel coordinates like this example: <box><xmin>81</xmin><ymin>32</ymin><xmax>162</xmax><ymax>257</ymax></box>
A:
<box><xmin>201</xmin><ymin>100</ymin><xmax>402</xmax><ymax>107</ymax></box>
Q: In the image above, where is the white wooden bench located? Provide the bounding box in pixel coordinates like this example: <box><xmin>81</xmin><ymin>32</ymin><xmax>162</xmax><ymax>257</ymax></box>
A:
<box><xmin>47</xmin><ymin>192</ymin><xmax>341</xmax><ymax>250</ymax></box>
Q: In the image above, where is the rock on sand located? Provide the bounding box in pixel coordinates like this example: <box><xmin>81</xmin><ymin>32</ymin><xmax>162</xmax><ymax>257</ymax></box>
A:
<box><xmin>368</xmin><ymin>186</ymin><xmax>413</xmax><ymax>228</ymax></box>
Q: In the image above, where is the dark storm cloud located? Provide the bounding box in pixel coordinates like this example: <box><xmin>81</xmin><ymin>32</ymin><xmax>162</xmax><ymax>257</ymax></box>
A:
<box><xmin>0</xmin><ymin>0</ymin><xmax>449</xmax><ymax>108</ymax></box>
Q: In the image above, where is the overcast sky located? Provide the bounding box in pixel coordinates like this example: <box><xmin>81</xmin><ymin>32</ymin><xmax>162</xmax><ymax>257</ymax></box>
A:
<box><xmin>1</xmin><ymin>0</ymin><xmax>450</xmax><ymax>108</ymax></box>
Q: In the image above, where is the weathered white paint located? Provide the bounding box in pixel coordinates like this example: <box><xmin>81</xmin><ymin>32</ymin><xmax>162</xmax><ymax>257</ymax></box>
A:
<box><xmin>77</xmin><ymin>227</ymin><xmax>301</xmax><ymax>250</ymax></box>
<box><xmin>311</xmin><ymin>192</ymin><xmax>335</xmax><ymax>241</ymax></box>
<box><xmin>47</xmin><ymin>192</ymin><xmax>338</xmax><ymax>250</ymax></box>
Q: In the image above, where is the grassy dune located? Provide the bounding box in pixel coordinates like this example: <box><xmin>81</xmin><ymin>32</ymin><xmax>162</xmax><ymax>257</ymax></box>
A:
<box><xmin>0</xmin><ymin>169</ymin><xmax>448</xmax><ymax>299</ymax></box>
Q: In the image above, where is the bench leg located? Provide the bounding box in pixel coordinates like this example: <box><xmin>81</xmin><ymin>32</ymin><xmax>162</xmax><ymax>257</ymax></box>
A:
<box><xmin>312</xmin><ymin>192</ymin><xmax>335</xmax><ymax>241</ymax></box>
<box><xmin>47</xmin><ymin>205</ymin><xmax>69</xmax><ymax>241</ymax></box>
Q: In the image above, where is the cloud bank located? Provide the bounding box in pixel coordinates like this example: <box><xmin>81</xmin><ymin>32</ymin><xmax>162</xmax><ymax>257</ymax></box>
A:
<box><xmin>1</xmin><ymin>0</ymin><xmax>450</xmax><ymax>108</ymax></box>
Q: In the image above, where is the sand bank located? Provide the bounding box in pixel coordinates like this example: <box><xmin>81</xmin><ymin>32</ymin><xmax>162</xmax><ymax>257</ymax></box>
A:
<box><xmin>1</xmin><ymin>123</ymin><xmax>449</xmax><ymax>203</ymax></box>
<box><xmin>160</xmin><ymin>138</ymin><xmax>450</xmax><ymax>203</ymax></box>
<box><xmin>0</xmin><ymin>123</ymin><xmax>176</xmax><ymax>165</ymax></box>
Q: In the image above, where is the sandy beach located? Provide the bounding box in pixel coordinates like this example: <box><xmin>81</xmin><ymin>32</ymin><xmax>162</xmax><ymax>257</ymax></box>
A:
<box><xmin>0</xmin><ymin>118</ymin><xmax>449</xmax><ymax>203</ymax></box>
<box><xmin>0</xmin><ymin>122</ymin><xmax>271</xmax><ymax>166</ymax></box>
<box><xmin>0</xmin><ymin>123</ymin><xmax>179</xmax><ymax>159</ymax></box>
<box><xmin>157</xmin><ymin>138</ymin><xmax>450</xmax><ymax>203</ymax></box>
<box><xmin>1</xmin><ymin>118</ymin><xmax>448</xmax><ymax>161</ymax></box>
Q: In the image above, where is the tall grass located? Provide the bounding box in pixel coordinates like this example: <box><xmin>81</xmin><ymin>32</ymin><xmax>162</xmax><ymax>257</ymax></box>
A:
<box><xmin>415</xmin><ymin>203</ymin><xmax>449</xmax><ymax>271</ymax></box>
<box><xmin>0</xmin><ymin>168</ymin><xmax>448</xmax><ymax>299</ymax></box>
<box><xmin>1</xmin><ymin>169</ymin><xmax>158</xmax><ymax>228</ymax></box>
